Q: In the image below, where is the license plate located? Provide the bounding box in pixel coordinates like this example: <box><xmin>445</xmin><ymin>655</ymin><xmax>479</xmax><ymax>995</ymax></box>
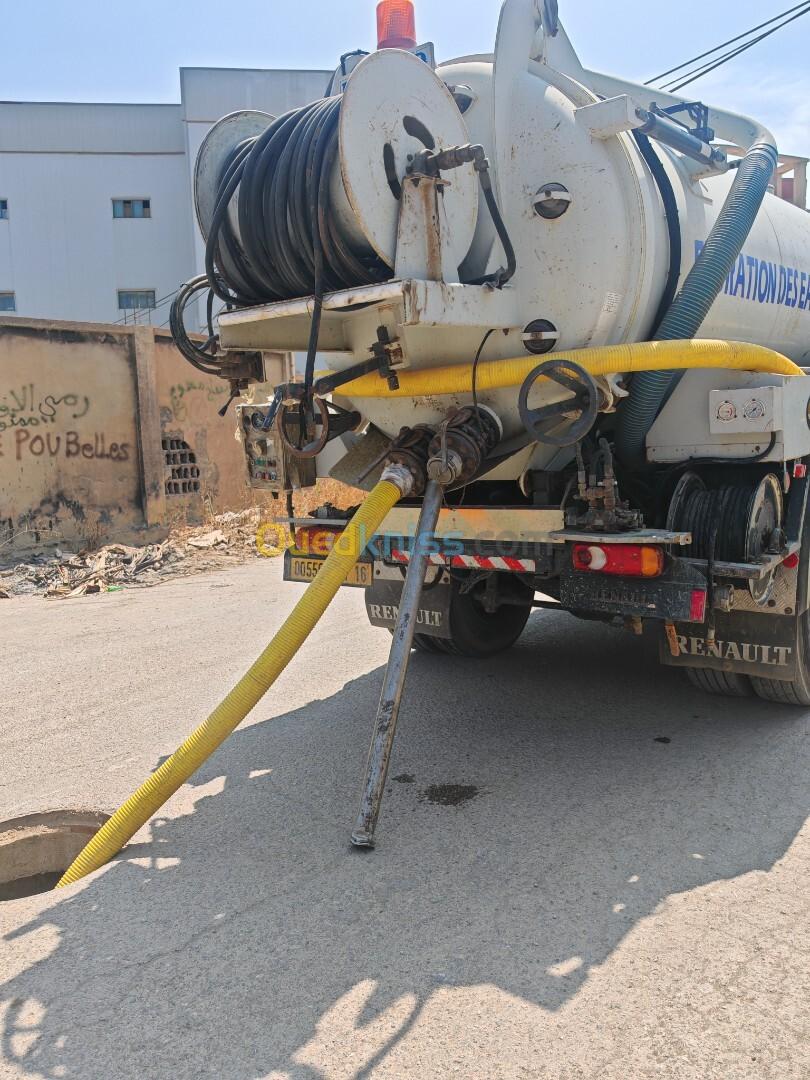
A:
<box><xmin>284</xmin><ymin>553</ymin><xmax>373</xmax><ymax>588</ymax></box>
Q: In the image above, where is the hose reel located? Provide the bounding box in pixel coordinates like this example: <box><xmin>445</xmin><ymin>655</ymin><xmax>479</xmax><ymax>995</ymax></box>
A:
<box><xmin>667</xmin><ymin>472</ymin><xmax>785</xmax><ymax>604</ymax></box>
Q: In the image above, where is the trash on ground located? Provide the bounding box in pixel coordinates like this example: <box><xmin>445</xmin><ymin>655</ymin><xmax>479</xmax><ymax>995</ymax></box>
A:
<box><xmin>1</xmin><ymin>509</ymin><xmax>280</xmax><ymax>599</ymax></box>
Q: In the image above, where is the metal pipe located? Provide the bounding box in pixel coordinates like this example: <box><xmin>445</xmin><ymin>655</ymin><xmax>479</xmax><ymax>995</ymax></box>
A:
<box><xmin>351</xmin><ymin>479</ymin><xmax>445</xmax><ymax>849</ymax></box>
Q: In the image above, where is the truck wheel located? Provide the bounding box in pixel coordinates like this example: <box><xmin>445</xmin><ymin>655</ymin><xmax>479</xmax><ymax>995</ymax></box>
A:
<box><xmin>750</xmin><ymin>613</ymin><xmax>810</xmax><ymax>706</ymax></box>
<box><xmin>685</xmin><ymin>667</ymin><xmax>753</xmax><ymax>698</ymax></box>
<box><xmin>412</xmin><ymin>634</ymin><xmax>443</xmax><ymax>654</ymax></box>
<box><xmin>414</xmin><ymin>575</ymin><xmax>534</xmax><ymax>659</ymax></box>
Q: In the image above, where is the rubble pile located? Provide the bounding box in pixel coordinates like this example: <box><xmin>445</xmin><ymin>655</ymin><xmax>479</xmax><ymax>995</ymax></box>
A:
<box><xmin>0</xmin><ymin>509</ymin><xmax>283</xmax><ymax>599</ymax></box>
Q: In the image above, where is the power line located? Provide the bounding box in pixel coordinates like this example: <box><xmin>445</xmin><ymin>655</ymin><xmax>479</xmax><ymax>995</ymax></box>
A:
<box><xmin>663</xmin><ymin>4</ymin><xmax>810</xmax><ymax>90</ymax></box>
<box><xmin>662</xmin><ymin>4</ymin><xmax>810</xmax><ymax>94</ymax></box>
<box><xmin>646</xmin><ymin>1</ymin><xmax>810</xmax><ymax>85</ymax></box>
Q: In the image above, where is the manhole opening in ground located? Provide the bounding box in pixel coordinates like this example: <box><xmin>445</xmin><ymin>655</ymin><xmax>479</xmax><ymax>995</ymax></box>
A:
<box><xmin>0</xmin><ymin>810</ymin><xmax>110</xmax><ymax>901</ymax></box>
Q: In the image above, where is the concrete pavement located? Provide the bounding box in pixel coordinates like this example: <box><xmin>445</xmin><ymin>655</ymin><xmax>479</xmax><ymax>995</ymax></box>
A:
<box><xmin>1</xmin><ymin>559</ymin><xmax>808</xmax><ymax>1078</ymax></box>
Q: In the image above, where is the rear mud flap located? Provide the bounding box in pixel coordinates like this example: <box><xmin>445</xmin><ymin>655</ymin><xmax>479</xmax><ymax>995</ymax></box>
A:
<box><xmin>660</xmin><ymin>610</ymin><xmax>799</xmax><ymax>681</ymax></box>
<box><xmin>365</xmin><ymin>575</ymin><xmax>452</xmax><ymax>639</ymax></box>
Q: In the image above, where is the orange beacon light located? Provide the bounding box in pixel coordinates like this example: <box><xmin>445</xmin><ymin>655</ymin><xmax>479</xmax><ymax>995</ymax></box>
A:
<box><xmin>376</xmin><ymin>0</ymin><xmax>417</xmax><ymax>50</ymax></box>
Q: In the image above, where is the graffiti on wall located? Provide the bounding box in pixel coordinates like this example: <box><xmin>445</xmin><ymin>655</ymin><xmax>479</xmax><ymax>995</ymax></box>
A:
<box><xmin>0</xmin><ymin>383</ymin><xmax>91</xmax><ymax>432</ymax></box>
<box><xmin>0</xmin><ymin>384</ymin><xmax>131</xmax><ymax>463</ymax></box>
<box><xmin>1</xmin><ymin>430</ymin><xmax>131</xmax><ymax>462</ymax></box>
<box><xmin>169</xmin><ymin>380</ymin><xmax>228</xmax><ymax>423</ymax></box>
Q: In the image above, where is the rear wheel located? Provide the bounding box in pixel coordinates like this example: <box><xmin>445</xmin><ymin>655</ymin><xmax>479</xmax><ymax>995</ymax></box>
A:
<box><xmin>750</xmin><ymin>613</ymin><xmax>810</xmax><ymax>705</ymax></box>
<box><xmin>412</xmin><ymin>634</ymin><xmax>444</xmax><ymax>654</ymax></box>
<box><xmin>685</xmin><ymin>667</ymin><xmax>753</xmax><ymax>698</ymax></box>
<box><xmin>671</xmin><ymin>469</ymin><xmax>806</xmax><ymax>704</ymax></box>
<box><xmin>415</xmin><ymin>574</ymin><xmax>534</xmax><ymax>659</ymax></box>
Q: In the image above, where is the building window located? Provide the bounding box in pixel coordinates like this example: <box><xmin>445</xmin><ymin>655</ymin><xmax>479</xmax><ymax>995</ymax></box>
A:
<box><xmin>0</xmin><ymin>200</ymin><xmax>8</xmax><ymax>221</ymax></box>
<box><xmin>117</xmin><ymin>289</ymin><xmax>156</xmax><ymax>311</ymax></box>
<box><xmin>0</xmin><ymin>292</ymin><xmax>16</xmax><ymax>312</ymax></box>
<box><xmin>113</xmin><ymin>198</ymin><xmax>151</xmax><ymax>219</ymax></box>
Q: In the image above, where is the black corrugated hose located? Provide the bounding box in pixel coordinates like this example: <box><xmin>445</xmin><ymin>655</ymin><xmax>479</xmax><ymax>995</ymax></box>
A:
<box><xmin>171</xmin><ymin>96</ymin><xmax>392</xmax><ymax>402</ymax></box>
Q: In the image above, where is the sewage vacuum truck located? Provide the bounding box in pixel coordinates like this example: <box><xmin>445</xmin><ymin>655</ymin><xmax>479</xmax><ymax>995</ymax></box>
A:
<box><xmin>56</xmin><ymin>0</ymin><xmax>810</xmax><ymax>882</ymax></box>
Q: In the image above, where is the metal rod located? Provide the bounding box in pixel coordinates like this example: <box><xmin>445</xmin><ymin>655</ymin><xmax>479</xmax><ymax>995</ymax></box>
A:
<box><xmin>351</xmin><ymin>480</ymin><xmax>445</xmax><ymax>849</ymax></box>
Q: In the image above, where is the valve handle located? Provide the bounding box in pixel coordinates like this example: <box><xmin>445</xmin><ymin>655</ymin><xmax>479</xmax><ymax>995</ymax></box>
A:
<box><xmin>278</xmin><ymin>397</ymin><xmax>362</xmax><ymax>459</ymax></box>
<box><xmin>518</xmin><ymin>359</ymin><xmax>599</xmax><ymax>447</ymax></box>
<box><xmin>278</xmin><ymin>397</ymin><xmax>331</xmax><ymax>459</ymax></box>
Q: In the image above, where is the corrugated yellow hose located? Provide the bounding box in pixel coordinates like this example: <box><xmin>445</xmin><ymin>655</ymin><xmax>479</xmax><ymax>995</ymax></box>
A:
<box><xmin>335</xmin><ymin>339</ymin><xmax>803</xmax><ymax>399</ymax></box>
<box><xmin>57</xmin><ymin>479</ymin><xmax>403</xmax><ymax>888</ymax></box>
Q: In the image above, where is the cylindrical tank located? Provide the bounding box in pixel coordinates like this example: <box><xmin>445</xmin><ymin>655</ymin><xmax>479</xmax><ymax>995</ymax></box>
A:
<box><xmin>202</xmin><ymin>0</ymin><xmax>810</xmax><ymax>462</ymax></box>
<box><xmin>438</xmin><ymin>54</ymin><xmax>810</xmax><ymax>366</ymax></box>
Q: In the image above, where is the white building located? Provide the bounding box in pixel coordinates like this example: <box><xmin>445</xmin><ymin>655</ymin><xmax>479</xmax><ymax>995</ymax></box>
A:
<box><xmin>0</xmin><ymin>67</ymin><xmax>330</xmax><ymax>327</ymax></box>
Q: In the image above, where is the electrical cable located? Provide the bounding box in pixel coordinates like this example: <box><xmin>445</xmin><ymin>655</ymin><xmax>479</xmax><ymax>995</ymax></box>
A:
<box><xmin>661</xmin><ymin>5</ymin><xmax>810</xmax><ymax>93</ymax></box>
<box><xmin>169</xmin><ymin>275</ymin><xmax>223</xmax><ymax>376</ymax></box>
<box><xmin>664</xmin><ymin>17</ymin><xmax>809</xmax><ymax>94</ymax></box>
<box><xmin>471</xmin><ymin>328</ymin><xmax>498</xmax><ymax>423</ymax></box>
<box><xmin>646</xmin><ymin>1</ymin><xmax>810</xmax><ymax>85</ymax></box>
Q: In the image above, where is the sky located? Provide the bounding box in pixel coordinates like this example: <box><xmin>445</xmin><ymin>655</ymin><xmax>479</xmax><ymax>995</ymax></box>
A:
<box><xmin>2</xmin><ymin>1</ymin><xmax>809</xmax><ymax>155</ymax></box>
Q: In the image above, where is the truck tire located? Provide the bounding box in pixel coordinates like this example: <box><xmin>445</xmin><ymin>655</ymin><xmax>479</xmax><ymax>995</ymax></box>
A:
<box><xmin>414</xmin><ymin>575</ymin><xmax>534</xmax><ymax>659</ymax></box>
<box><xmin>685</xmin><ymin>666</ymin><xmax>753</xmax><ymax>698</ymax></box>
<box><xmin>750</xmin><ymin>613</ymin><xmax>810</xmax><ymax>706</ymax></box>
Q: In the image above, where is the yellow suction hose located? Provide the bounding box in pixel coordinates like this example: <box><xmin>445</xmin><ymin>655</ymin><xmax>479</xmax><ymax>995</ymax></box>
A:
<box><xmin>56</xmin><ymin>479</ymin><xmax>404</xmax><ymax>888</ymax></box>
<box><xmin>334</xmin><ymin>339</ymin><xmax>803</xmax><ymax>399</ymax></box>
<box><xmin>56</xmin><ymin>340</ymin><xmax>804</xmax><ymax>889</ymax></box>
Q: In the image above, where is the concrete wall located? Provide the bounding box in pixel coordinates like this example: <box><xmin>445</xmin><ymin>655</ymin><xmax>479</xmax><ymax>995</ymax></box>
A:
<box><xmin>0</xmin><ymin>317</ymin><xmax>290</xmax><ymax>555</ymax></box>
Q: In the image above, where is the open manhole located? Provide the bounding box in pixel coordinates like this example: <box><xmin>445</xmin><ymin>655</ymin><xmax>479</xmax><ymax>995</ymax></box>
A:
<box><xmin>0</xmin><ymin>810</ymin><xmax>110</xmax><ymax>901</ymax></box>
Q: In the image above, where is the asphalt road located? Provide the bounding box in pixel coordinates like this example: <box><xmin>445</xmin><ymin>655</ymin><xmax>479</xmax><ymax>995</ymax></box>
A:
<box><xmin>1</xmin><ymin>560</ymin><xmax>808</xmax><ymax>1079</ymax></box>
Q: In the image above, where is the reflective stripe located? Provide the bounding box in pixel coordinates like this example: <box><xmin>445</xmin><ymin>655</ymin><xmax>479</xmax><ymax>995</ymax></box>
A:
<box><xmin>390</xmin><ymin>551</ymin><xmax>535</xmax><ymax>573</ymax></box>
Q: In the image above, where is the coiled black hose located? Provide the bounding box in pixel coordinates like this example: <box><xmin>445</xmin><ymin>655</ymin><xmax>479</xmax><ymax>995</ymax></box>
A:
<box><xmin>207</xmin><ymin>97</ymin><xmax>392</xmax><ymax>307</ymax></box>
<box><xmin>172</xmin><ymin>94</ymin><xmax>516</xmax><ymax>405</ymax></box>
<box><xmin>169</xmin><ymin>274</ymin><xmax>221</xmax><ymax>375</ymax></box>
<box><xmin>203</xmin><ymin>96</ymin><xmax>393</xmax><ymax>400</ymax></box>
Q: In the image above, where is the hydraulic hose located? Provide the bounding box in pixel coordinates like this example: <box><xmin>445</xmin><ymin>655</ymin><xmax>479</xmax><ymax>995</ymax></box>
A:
<box><xmin>203</xmin><ymin>95</ymin><xmax>395</xmax><ymax>420</ymax></box>
<box><xmin>56</xmin><ymin>478</ymin><xmax>405</xmax><ymax>889</ymax></box>
<box><xmin>330</xmin><ymin>339</ymin><xmax>803</xmax><ymax>399</ymax></box>
<box><xmin>615</xmin><ymin>139</ymin><xmax>779</xmax><ymax>467</ymax></box>
<box><xmin>632</xmin><ymin>131</ymin><xmax>682</xmax><ymax>337</ymax></box>
<box><xmin>206</xmin><ymin>97</ymin><xmax>391</xmax><ymax>308</ymax></box>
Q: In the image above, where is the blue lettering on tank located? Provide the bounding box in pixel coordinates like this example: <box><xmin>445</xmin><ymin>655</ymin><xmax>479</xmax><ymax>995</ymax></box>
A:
<box><xmin>696</xmin><ymin>240</ymin><xmax>809</xmax><ymax>313</ymax></box>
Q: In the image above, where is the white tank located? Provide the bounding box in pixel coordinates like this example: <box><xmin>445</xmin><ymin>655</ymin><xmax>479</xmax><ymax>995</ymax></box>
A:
<box><xmin>212</xmin><ymin>0</ymin><xmax>810</xmax><ymax>461</ymax></box>
<box><xmin>438</xmin><ymin>1</ymin><xmax>810</xmax><ymax>364</ymax></box>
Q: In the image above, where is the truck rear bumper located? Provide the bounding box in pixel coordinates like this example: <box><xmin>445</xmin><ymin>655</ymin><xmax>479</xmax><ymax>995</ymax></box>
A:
<box><xmin>559</xmin><ymin>562</ymin><xmax>708</xmax><ymax>623</ymax></box>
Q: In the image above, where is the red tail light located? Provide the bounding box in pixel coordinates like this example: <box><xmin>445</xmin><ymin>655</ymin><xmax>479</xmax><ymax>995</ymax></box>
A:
<box><xmin>294</xmin><ymin>526</ymin><xmax>342</xmax><ymax>557</ymax></box>
<box><xmin>377</xmin><ymin>0</ymin><xmax>417</xmax><ymax>50</ymax></box>
<box><xmin>572</xmin><ymin>543</ymin><xmax>665</xmax><ymax>578</ymax></box>
<box><xmin>689</xmin><ymin>589</ymin><xmax>707</xmax><ymax>623</ymax></box>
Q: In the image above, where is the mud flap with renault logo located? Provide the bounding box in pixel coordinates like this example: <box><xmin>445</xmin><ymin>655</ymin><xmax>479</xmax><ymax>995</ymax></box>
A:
<box><xmin>365</xmin><ymin>567</ymin><xmax>452</xmax><ymax>640</ymax></box>
<box><xmin>659</xmin><ymin>610</ymin><xmax>800</xmax><ymax>681</ymax></box>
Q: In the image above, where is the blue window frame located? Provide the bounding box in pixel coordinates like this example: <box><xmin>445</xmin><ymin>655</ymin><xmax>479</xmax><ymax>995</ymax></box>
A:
<box><xmin>0</xmin><ymin>292</ymin><xmax>17</xmax><ymax>312</ymax></box>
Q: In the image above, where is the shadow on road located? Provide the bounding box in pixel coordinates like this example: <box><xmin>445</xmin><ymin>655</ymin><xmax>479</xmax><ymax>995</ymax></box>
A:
<box><xmin>2</xmin><ymin>612</ymin><xmax>808</xmax><ymax>1077</ymax></box>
